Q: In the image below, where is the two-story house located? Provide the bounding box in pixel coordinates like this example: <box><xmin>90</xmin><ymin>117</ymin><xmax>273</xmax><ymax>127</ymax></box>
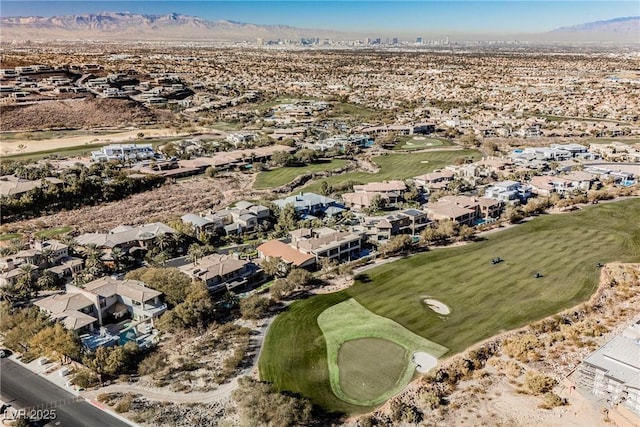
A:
<box><xmin>179</xmin><ymin>253</ymin><xmax>263</xmax><ymax>295</ymax></box>
<box><xmin>360</xmin><ymin>209</ymin><xmax>431</xmax><ymax>242</ymax></box>
<box><xmin>290</xmin><ymin>227</ymin><xmax>363</xmax><ymax>263</ymax></box>
<box><xmin>34</xmin><ymin>277</ymin><xmax>166</xmax><ymax>335</ymax></box>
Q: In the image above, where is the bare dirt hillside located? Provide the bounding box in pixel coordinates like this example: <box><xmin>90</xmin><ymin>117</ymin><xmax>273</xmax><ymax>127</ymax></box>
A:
<box><xmin>0</xmin><ymin>98</ymin><xmax>159</xmax><ymax>131</ymax></box>
<box><xmin>4</xmin><ymin>172</ymin><xmax>263</xmax><ymax>233</ymax></box>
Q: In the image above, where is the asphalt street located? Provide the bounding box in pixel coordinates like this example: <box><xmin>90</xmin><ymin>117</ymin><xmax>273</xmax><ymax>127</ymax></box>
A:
<box><xmin>0</xmin><ymin>358</ymin><xmax>132</xmax><ymax>427</ymax></box>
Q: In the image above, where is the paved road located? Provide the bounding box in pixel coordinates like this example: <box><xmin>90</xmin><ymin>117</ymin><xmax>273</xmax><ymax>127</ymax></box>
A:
<box><xmin>0</xmin><ymin>358</ymin><xmax>131</xmax><ymax>427</ymax></box>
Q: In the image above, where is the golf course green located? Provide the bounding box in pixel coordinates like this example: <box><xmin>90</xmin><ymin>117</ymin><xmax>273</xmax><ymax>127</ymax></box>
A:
<box><xmin>259</xmin><ymin>198</ymin><xmax>640</xmax><ymax>413</ymax></box>
<box><xmin>318</xmin><ymin>298</ymin><xmax>447</xmax><ymax>406</ymax></box>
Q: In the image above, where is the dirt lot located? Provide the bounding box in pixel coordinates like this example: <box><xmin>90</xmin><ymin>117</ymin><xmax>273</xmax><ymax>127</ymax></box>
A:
<box><xmin>0</xmin><ymin>98</ymin><xmax>162</xmax><ymax>133</ymax></box>
<box><xmin>5</xmin><ymin>172</ymin><xmax>263</xmax><ymax>233</ymax></box>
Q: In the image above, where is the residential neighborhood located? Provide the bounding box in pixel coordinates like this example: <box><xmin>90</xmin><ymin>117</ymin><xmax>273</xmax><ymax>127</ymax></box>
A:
<box><xmin>0</xmin><ymin>24</ymin><xmax>639</xmax><ymax>427</ymax></box>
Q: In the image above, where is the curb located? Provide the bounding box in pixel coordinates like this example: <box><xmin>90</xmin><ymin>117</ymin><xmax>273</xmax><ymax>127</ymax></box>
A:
<box><xmin>7</xmin><ymin>355</ymin><xmax>138</xmax><ymax>426</ymax></box>
<box><xmin>86</xmin><ymin>399</ymin><xmax>139</xmax><ymax>427</ymax></box>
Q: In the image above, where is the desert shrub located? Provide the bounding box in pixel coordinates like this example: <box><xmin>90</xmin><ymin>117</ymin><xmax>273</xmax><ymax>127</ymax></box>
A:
<box><xmin>96</xmin><ymin>393</ymin><xmax>113</xmax><ymax>404</ymax></box>
<box><xmin>448</xmin><ymin>357</ymin><xmax>475</xmax><ymax>381</ymax></box>
<box><xmin>539</xmin><ymin>392</ymin><xmax>568</xmax><ymax>409</ymax></box>
<box><xmin>401</xmin><ymin>405</ymin><xmax>422</xmax><ymax>424</ymax></box>
<box><xmin>420</xmin><ymin>391</ymin><xmax>442</xmax><ymax>410</ymax></box>
<box><xmin>71</xmin><ymin>368</ymin><xmax>100</xmax><ymax>388</ymax></box>
<box><xmin>113</xmin><ymin>393</ymin><xmax>135</xmax><ymax>413</ymax></box>
<box><xmin>502</xmin><ymin>333</ymin><xmax>543</xmax><ymax>362</ymax></box>
<box><xmin>239</xmin><ymin>295</ymin><xmax>271</xmax><ymax>320</ymax></box>
<box><xmin>389</xmin><ymin>398</ymin><xmax>422</xmax><ymax>424</ymax></box>
<box><xmin>177</xmin><ymin>357</ymin><xmax>201</xmax><ymax>372</ymax></box>
<box><xmin>171</xmin><ymin>382</ymin><xmax>189</xmax><ymax>392</ymax></box>
<box><xmin>232</xmin><ymin>377</ymin><xmax>314</xmax><ymax>427</ymax></box>
<box><xmin>524</xmin><ymin>370</ymin><xmax>557</xmax><ymax>395</ymax></box>
<box><xmin>137</xmin><ymin>350</ymin><xmax>168</xmax><ymax>376</ymax></box>
<box><xmin>356</xmin><ymin>414</ymin><xmax>375</xmax><ymax>427</ymax></box>
<box><xmin>221</xmin><ymin>346</ymin><xmax>246</xmax><ymax>379</ymax></box>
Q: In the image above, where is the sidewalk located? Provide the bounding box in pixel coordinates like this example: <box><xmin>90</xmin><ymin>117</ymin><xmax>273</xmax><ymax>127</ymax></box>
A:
<box><xmin>8</xmin><ymin>354</ymin><xmax>79</xmax><ymax>396</ymax></box>
<box><xmin>7</xmin><ymin>354</ymin><xmax>138</xmax><ymax>426</ymax></box>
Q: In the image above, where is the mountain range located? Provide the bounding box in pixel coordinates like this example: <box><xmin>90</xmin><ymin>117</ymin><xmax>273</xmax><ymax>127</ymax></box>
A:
<box><xmin>1</xmin><ymin>12</ymin><xmax>638</xmax><ymax>42</ymax></box>
<box><xmin>0</xmin><ymin>12</ymin><xmax>345</xmax><ymax>41</ymax></box>
<box><xmin>547</xmin><ymin>16</ymin><xmax>639</xmax><ymax>42</ymax></box>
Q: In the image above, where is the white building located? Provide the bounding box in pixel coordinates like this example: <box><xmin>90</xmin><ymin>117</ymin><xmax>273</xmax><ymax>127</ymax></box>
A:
<box><xmin>91</xmin><ymin>144</ymin><xmax>156</xmax><ymax>162</ymax></box>
<box><xmin>576</xmin><ymin>321</ymin><xmax>640</xmax><ymax>424</ymax></box>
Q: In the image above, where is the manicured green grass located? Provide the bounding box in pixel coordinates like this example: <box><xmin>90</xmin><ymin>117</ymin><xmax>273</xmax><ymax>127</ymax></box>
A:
<box><xmin>318</xmin><ymin>298</ymin><xmax>447</xmax><ymax>406</ymax></box>
<box><xmin>2</xmin><ymin>143</ymin><xmax>109</xmax><ymax>162</ymax></box>
<box><xmin>392</xmin><ymin>137</ymin><xmax>454</xmax><ymax>150</ymax></box>
<box><xmin>260</xmin><ymin>199</ymin><xmax>640</xmax><ymax>413</ymax></box>
<box><xmin>0</xmin><ymin>233</ymin><xmax>22</xmax><ymax>242</ymax></box>
<box><xmin>326</xmin><ymin>103</ymin><xmax>379</xmax><ymax>119</ymax></box>
<box><xmin>302</xmin><ymin>150</ymin><xmax>480</xmax><ymax>193</ymax></box>
<box><xmin>338</xmin><ymin>339</ymin><xmax>405</xmax><ymax>403</ymax></box>
<box><xmin>350</xmin><ymin>199</ymin><xmax>640</xmax><ymax>354</ymax></box>
<box><xmin>207</xmin><ymin>122</ymin><xmax>244</xmax><ymax>132</ymax></box>
<box><xmin>0</xmin><ymin>129</ymin><xmax>119</xmax><ymax>141</ymax></box>
<box><xmin>2</xmin><ymin>137</ymin><xmax>182</xmax><ymax>162</ymax></box>
<box><xmin>34</xmin><ymin>227</ymin><xmax>72</xmax><ymax>239</ymax></box>
<box><xmin>259</xmin><ymin>291</ymin><xmax>360</xmax><ymax>414</ymax></box>
<box><xmin>253</xmin><ymin>159</ymin><xmax>350</xmax><ymax>189</ymax></box>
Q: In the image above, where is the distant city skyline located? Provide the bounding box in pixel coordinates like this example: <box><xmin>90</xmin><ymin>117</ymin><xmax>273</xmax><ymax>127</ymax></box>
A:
<box><xmin>1</xmin><ymin>1</ymin><xmax>638</xmax><ymax>36</ymax></box>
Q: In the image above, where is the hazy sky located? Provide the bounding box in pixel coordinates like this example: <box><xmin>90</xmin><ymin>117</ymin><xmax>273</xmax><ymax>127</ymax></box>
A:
<box><xmin>1</xmin><ymin>1</ymin><xmax>638</xmax><ymax>34</ymax></box>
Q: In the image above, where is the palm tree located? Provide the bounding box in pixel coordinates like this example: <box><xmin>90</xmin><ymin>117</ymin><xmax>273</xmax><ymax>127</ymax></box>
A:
<box><xmin>40</xmin><ymin>248</ymin><xmax>55</xmax><ymax>268</ymax></box>
<box><xmin>222</xmin><ymin>292</ymin><xmax>240</xmax><ymax>308</ymax></box>
<box><xmin>152</xmin><ymin>251</ymin><xmax>169</xmax><ymax>266</ymax></box>
<box><xmin>155</xmin><ymin>233</ymin><xmax>173</xmax><ymax>253</ymax></box>
<box><xmin>172</xmin><ymin>232</ymin><xmax>187</xmax><ymax>254</ymax></box>
<box><xmin>0</xmin><ymin>284</ymin><xmax>18</xmax><ymax>302</ymax></box>
<box><xmin>187</xmin><ymin>244</ymin><xmax>204</xmax><ymax>265</ymax></box>
<box><xmin>15</xmin><ymin>264</ymin><xmax>38</xmax><ymax>299</ymax></box>
<box><xmin>110</xmin><ymin>247</ymin><xmax>126</xmax><ymax>272</ymax></box>
<box><xmin>82</xmin><ymin>244</ymin><xmax>105</xmax><ymax>275</ymax></box>
<box><xmin>37</xmin><ymin>271</ymin><xmax>57</xmax><ymax>290</ymax></box>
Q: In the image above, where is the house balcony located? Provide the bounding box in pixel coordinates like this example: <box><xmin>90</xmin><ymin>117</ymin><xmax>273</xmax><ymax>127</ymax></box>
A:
<box><xmin>132</xmin><ymin>303</ymin><xmax>167</xmax><ymax>319</ymax></box>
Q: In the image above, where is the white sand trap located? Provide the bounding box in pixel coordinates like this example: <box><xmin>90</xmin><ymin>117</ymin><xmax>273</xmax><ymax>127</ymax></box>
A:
<box><xmin>424</xmin><ymin>299</ymin><xmax>450</xmax><ymax>315</ymax></box>
<box><xmin>420</xmin><ymin>160</ymin><xmax>430</xmax><ymax>163</ymax></box>
<box><xmin>413</xmin><ymin>352</ymin><xmax>438</xmax><ymax>373</ymax></box>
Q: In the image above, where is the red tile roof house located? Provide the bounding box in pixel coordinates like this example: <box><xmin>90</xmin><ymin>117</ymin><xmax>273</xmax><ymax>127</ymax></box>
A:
<box><xmin>257</xmin><ymin>240</ymin><xmax>316</xmax><ymax>269</ymax></box>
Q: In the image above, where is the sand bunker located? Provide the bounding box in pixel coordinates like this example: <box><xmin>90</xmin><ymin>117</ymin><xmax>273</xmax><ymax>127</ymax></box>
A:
<box><xmin>424</xmin><ymin>298</ymin><xmax>450</xmax><ymax>315</ymax></box>
<box><xmin>420</xmin><ymin>160</ymin><xmax>430</xmax><ymax>163</ymax></box>
<box><xmin>413</xmin><ymin>352</ymin><xmax>438</xmax><ymax>373</ymax></box>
